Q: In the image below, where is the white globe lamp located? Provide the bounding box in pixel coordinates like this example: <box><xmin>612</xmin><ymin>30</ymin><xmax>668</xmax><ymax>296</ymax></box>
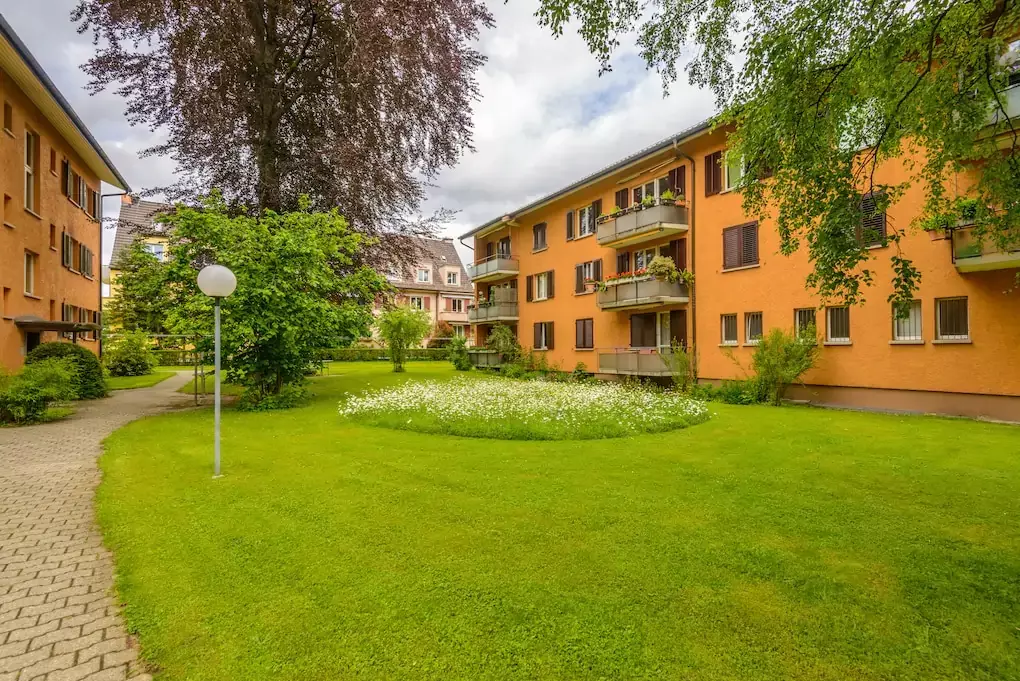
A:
<box><xmin>197</xmin><ymin>264</ymin><xmax>237</xmax><ymax>299</ymax></box>
<box><xmin>197</xmin><ymin>264</ymin><xmax>236</xmax><ymax>478</ymax></box>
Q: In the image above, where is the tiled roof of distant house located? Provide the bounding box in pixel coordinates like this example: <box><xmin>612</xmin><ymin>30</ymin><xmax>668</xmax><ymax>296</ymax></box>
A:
<box><xmin>109</xmin><ymin>198</ymin><xmax>171</xmax><ymax>268</ymax></box>
<box><xmin>387</xmin><ymin>237</ymin><xmax>474</xmax><ymax>294</ymax></box>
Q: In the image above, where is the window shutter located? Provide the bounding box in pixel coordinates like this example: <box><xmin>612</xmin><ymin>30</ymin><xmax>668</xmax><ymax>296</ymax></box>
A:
<box><xmin>633</xmin><ymin>186</ymin><xmax>642</xmax><ymax>204</ymax></box>
<box><xmin>423</xmin><ymin>296</ymin><xmax>430</xmax><ymax>311</ymax></box>
<box><xmin>860</xmin><ymin>193</ymin><xmax>887</xmax><ymax>245</ymax></box>
<box><xmin>723</xmin><ymin>227</ymin><xmax>739</xmax><ymax>269</ymax></box>
<box><xmin>576</xmin><ymin>319</ymin><xmax>583</xmax><ymax>348</ymax></box>
<box><xmin>546</xmin><ymin>322</ymin><xmax>554</xmax><ymax>350</ymax></box>
<box><xmin>667</xmin><ymin>168</ymin><xmax>677</xmax><ymax>194</ymax></box>
<box><xmin>485</xmin><ymin>242</ymin><xmax>494</xmax><ymax>258</ymax></box>
<box><xmin>566</xmin><ymin>210</ymin><xmax>574</xmax><ymax>240</ymax></box>
<box><xmin>526</xmin><ymin>275</ymin><xmax>534</xmax><ymax>302</ymax></box>
<box><xmin>670</xmin><ymin>239</ymin><xmax>687</xmax><ymax>270</ymax></box>
<box><xmin>586</xmin><ymin>319</ymin><xmax>594</xmax><ymax>349</ymax></box>
<box><xmin>547</xmin><ymin>270</ymin><xmax>554</xmax><ymax>298</ymax></box>
<box><xmin>575</xmin><ymin>264</ymin><xmax>584</xmax><ymax>293</ymax></box>
<box><xmin>445</xmin><ymin>297</ymin><xmax>452</xmax><ymax>311</ymax></box>
<box><xmin>592</xmin><ymin>199</ymin><xmax>602</xmax><ymax>221</ymax></box>
<box><xmin>677</xmin><ymin>165</ymin><xmax>686</xmax><ymax>196</ymax></box>
<box><xmin>614</xmin><ymin>188</ymin><xmax>629</xmax><ymax>209</ymax></box>
<box><xmin>670</xmin><ymin>310</ymin><xmax>688</xmax><ymax>349</ymax></box>
<box><xmin>742</xmin><ymin>222</ymin><xmax>759</xmax><ymax>265</ymax></box>
<box><xmin>705</xmin><ymin>152</ymin><xmax>722</xmax><ymax>196</ymax></box>
<box><xmin>630</xmin><ymin>315</ymin><xmax>640</xmax><ymax>347</ymax></box>
<box><xmin>593</xmin><ymin>258</ymin><xmax>602</xmax><ymax>281</ymax></box>
<box><xmin>617</xmin><ymin>251</ymin><xmax>630</xmax><ymax>274</ymax></box>
<box><xmin>61</xmin><ymin>160</ymin><xmax>70</xmax><ymax>197</ymax></box>
<box><xmin>534</xmin><ymin>323</ymin><xmax>542</xmax><ymax>349</ymax></box>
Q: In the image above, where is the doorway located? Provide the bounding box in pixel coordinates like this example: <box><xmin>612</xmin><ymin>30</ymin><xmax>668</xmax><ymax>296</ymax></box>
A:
<box><xmin>25</xmin><ymin>331</ymin><xmax>41</xmax><ymax>354</ymax></box>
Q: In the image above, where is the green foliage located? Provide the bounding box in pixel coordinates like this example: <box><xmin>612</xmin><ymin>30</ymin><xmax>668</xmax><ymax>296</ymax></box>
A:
<box><xmin>750</xmin><ymin>327</ymin><xmax>821</xmax><ymax>406</ymax></box>
<box><xmin>237</xmin><ymin>383</ymin><xmax>307</xmax><ymax>411</ymax></box>
<box><xmin>449</xmin><ymin>336</ymin><xmax>473</xmax><ymax>371</ymax></box>
<box><xmin>377</xmin><ymin>306</ymin><xmax>433</xmax><ymax>372</ymax></box>
<box><xmin>0</xmin><ymin>359</ymin><xmax>79</xmax><ymax>424</ymax></box>
<box><xmin>161</xmin><ymin>193</ymin><xmax>387</xmax><ymax>407</ymax></box>
<box><xmin>107</xmin><ymin>241</ymin><xmax>170</xmax><ymax>333</ymax></box>
<box><xmin>502</xmin><ymin>363</ymin><xmax>526</xmax><ymax>379</ymax></box>
<box><xmin>663</xmin><ymin>342</ymin><xmax>699</xmax><ymax>392</ymax></box>
<box><xmin>485</xmin><ymin>323</ymin><xmax>522</xmax><ymax>363</ymax></box>
<box><xmin>26</xmin><ymin>342</ymin><xmax>106</xmax><ymax>399</ymax></box>
<box><xmin>571</xmin><ymin>362</ymin><xmax>590</xmax><ymax>381</ymax></box>
<box><xmin>535</xmin><ymin>0</ymin><xmax>1020</xmax><ymax>308</ymax></box>
<box><xmin>714</xmin><ymin>379</ymin><xmax>758</xmax><ymax>405</ymax></box>
<box><xmin>104</xmin><ymin>331</ymin><xmax>156</xmax><ymax>377</ymax></box>
<box><xmin>318</xmin><ymin>347</ymin><xmax>449</xmax><ymax>362</ymax></box>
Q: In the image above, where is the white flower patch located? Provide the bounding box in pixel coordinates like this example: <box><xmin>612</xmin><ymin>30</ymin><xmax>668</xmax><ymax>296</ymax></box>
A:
<box><xmin>338</xmin><ymin>378</ymin><xmax>710</xmax><ymax>440</ymax></box>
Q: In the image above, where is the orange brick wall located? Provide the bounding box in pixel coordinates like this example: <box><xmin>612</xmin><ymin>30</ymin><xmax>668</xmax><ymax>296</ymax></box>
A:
<box><xmin>0</xmin><ymin>69</ymin><xmax>103</xmax><ymax>370</ymax></box>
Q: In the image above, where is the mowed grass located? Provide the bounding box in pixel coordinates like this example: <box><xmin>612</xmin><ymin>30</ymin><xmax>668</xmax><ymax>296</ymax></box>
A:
<box><xmin>98</xmin><ymin>362</ymin><xmax>1020</xmax><ymax>680</ymax></box>
<box><xmin>106</xmin><ymin>370</ymin><xmax>179</xmax><ymax>391</ymax></box>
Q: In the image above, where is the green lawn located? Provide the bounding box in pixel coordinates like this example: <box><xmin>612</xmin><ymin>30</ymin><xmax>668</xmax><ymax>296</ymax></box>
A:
<box><xmin>98</xmin><ymin>362</ymin><xmax>1020</xmax><ymax>680</ymax></box>
<box><xmin>175</xmin><ymin>373</ymin><xmax>244</xmax><ymax>396</ymax></box>
<box><xmin>107</xmin><ymin>370</ymin><xmax>180</xmax><ymax>391</ymax></box>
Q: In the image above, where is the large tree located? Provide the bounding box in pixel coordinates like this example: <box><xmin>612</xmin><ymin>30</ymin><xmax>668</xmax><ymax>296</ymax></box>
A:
<box><xmin>536</xmin><ymin>0</ymin><xmax>1020</xmax><ymax>307</ymax></box>
<box><xmin>74</xmin><ymin>0</ymin><xmax>493</xmax><ymax>255</ymax></box>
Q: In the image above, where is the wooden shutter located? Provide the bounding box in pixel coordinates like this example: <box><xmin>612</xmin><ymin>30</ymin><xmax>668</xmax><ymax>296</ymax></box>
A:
<box><xmin>670</xmin><ymin>310</ymin><xmax>688</xmax><ymax>349</ymax></box>
<box><xmin>485</xmin><ymin>242</ymin><xmax>494</xmax><ymax>258</ymax></box>
<box><xmin>667</xmin><ymin>168</ymin><xmax>678</xmax><ymax>193</ymax></box>
<box><xmin>723</xmin><ymin>227</ymin><xmax>740</xmax><ymax>269</ymax></box>
<box><xmin>423</xmin><ymin>296</ymin><xmax>431</xmax><ymax>311</ymax></box>
<box><xmin>633</xmin><ymin>186</ymin><xmax>643</xmax><ymax>204</ymax></box>
<box><xmin>741</xmin><ymin>222</ymin><xmax>759</xmax><ymax>265</ymax></box>
<box><xmin>546</xmin><ymin>322</ymin><xmax>554</xmax><ymax>350</ymax></box>
<box><xmin>705</xmin><ymin>152</ymin><xmax>722</xmax><ymax>196</ymax></box>
<box><xmin>575</xmin><ymin>264</ymin><xmax>584</xmax><ymax>293</ymax></box>
<box><xmin>61</xmin><ymin>160</ymin><xmax>70</xmax><ymax>198</ymax></box>
<box><xmin>526</xmin><ymin>275</ymin><xmax>534</xmax><ymax>302</ymax></box>
<box><xmin>566</xmin><ymin>210</ymin><xmax>574</xmax><ymax>240</ymax></box>
<box><xmin>668</xmin><ymin>239</ymin><xmax>686</xmax><ymax>270</ymax></box>
<box><xmin>677</xmin><ymin>165</ymin><xmax>687</xmax><ymax>197</ymax></box>
<box><xmin>860</xmin><ymin>193</ymin><xmax>887</xmax><ymax>245</ymax></box>
<box><xmin>614</xmin><ymin>188</ymin><xmax>629</xmax><ymax>209</ymax></box>
<box><xmin>547</xmin><ymin>270</ymin><xmax>555</xmax><ymax>298</ymax></box>
<box><xmin>592</xmin><ymin>199</ymin><xmax>602</xmax><ymax>222</ymax></box>
<box><xmin>593</xmin><ymin>258</ymin><xmax>602</xmax><ymax>281</ymax></box>
<box><xmin>534</xmin><ymin>323</ymin><xmax>542</xmax><ymax>349</ymax></box>
<box><xmin>445</xmin><ymin>297</ymin><xmax>452</xmax><ymax>311</ymax></box>
<box><xmin>617</xmin><ymin>251</ymin><xmax>630</xmax><ymax>274</ymax></box>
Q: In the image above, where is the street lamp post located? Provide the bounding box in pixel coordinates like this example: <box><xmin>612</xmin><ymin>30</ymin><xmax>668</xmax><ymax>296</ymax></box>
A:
<box><xmin>197</xmin><ymin>265</ymin><xmax>237</xmax><ymax>478</ymax></box>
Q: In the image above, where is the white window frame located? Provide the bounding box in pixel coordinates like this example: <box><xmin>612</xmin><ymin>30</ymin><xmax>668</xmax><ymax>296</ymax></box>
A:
<box><xmin>794</xmin><ymin>308</ymin><xmax>817</xmax><ymax>337</ymax></box>
<box><xmin>24</xmin><ymin>131</ymin><xmax>36</xmax><ymax>213</ymax></box>
<box><xmin>633</xmin><ymin>175</ymin><xmax>669</xmax><ymax>204</ymax></box>
<box><xmin>453</xmin><ymin>324</ymin><xmax>466</xmax><ymax>338</ymax></box>
<box><xmin>935</xmin><ymin>297</ymin><xmax>970</xmax><ymax>341</ymax></box>
<box><xmin>633</xmin><ymin>248</ymin><xmax>656</xmax><ymax>271</ymax></box>
<box><xmin>892</xmin><ymin>300</ymin><xmax>922</xmax><ymax>342</ymax></box>
<box><xmin>720</xmin><ymin>313</ymin><xmax>738</xmax><ymax>346</ymax></box>
<box><xmin>723</xmin><ymin>152</ymin><xmax>745</xmax><ymax>192</ymax></box>
<box><xmin>24</xmin><ymin>251</ymin><xmax>36</xmax><ymax>296</ymax></box>
<box><xmin>450</xmin><ymin>298</ymin><xmax>464</xmax><ymax>313</ymax></box>
<box><xmin>416</xmin><ymin>268</ymin><xmax>430</xmax><ymax>283</ymax></box>
<box><xmin>826</xmin><ymin>306</ymin><xmax>851</xmax><ymax>343</ymax></box>
<box><xmin>408</xmin><ymin>296</ymin><xmax>425</xmax><ymax>311</ymax></box>
<box><xmin>657</xmin><ymin>311</ymin><xmax>672</xmax><ymax>352</ymax></box>
<box><xmin>581</xmin><ymin>261</ymin><xmax>594</xmax><ymax>282</ymax></box>
<box><xmin>446</xmin><ymin>270</ymin><xmax>458</xmax><ymax>285</ymax></box>
<box><xmin>535</xmin><ymin>272</ymin><xmax>550</xmax><ymax>301</ymax></box>
<box><xmin>744</xmin><ymin>311</ymin><xmax>763</xmax><ymax>345</ymax></box>
<box><xmin>577</xmin><ymin>205</ymin><xmax>595</xmax><ymax>237</ymax></box>
<box><xmin>145</xmin><ymin>242</ymin><xmax>165</xmax><ymax>262</ymax></box>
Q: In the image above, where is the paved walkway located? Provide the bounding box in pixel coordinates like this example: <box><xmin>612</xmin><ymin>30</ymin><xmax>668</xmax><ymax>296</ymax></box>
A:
<box><xmin>0</xmin><ymin>372</ymin><xmax>194</xmax><ymax>681</ymax></box>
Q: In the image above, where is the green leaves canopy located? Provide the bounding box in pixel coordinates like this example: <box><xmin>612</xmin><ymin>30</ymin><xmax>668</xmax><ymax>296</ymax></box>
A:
<box><xmin>536</xmin><ymin>0</ymin><xmax>1020</xmax><ymax>307</ymax></box>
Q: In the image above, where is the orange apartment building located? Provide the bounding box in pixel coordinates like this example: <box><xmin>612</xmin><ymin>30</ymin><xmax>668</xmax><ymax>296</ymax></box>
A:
<box><xmin>0</xmin><ymin>16</ymin><xmax>129</xmax><ymax>370</ymax></box>
<box><xmin>462</xmin><ymin>107</ymin><xmax>1020</xmax><ymax>421</ymax></box>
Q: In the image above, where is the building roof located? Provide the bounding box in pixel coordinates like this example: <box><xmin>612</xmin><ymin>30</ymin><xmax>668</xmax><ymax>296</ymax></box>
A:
<box><xmin>387</xmin><ymin>236</ymin><xmax>474</xmax><ymax>295</ymax></box>
<box><xmin>109</xmin><ymin>198</ymin><xmax>171</xmax><ymax>268</ymax></box>
<box><xmin>0</xmin><ymin>15</ymin><xmax>129</xmax><ymax>190</ymax></box>
<box><xmin>460</xmin><ymin>118</ymin><xmax>715</xmax><ymax>240</ymax></box>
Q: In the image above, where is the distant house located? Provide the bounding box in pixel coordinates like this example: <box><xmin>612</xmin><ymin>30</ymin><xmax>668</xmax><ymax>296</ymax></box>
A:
<box><xmin>380</xmin><ymin>237</ymin><xmax>474</xmax><ymax>344</ymax></box>
<box><xmin>104</xmin><ymin>197</ymin><xmax>171</xmax><ymax>310</ymax></box>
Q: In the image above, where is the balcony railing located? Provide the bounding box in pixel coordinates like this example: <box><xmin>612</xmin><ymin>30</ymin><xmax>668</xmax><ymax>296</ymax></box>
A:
<box><xmin>952</xmin><ymin>224</ymin><xmax>1020</xmax><ymax>272</ymax></box>
<box><xmin>468</xmin><ymin>288</ymin><xmax>519</xmax><ymax>323</ymax></box>
<box><xmin>467</xmin><ymin>254</ymin><xmax>518</xmax><ymax>282</ymax></box>
<box><xmin>597</xmin><ymin>202</ymin><xmax>689</xmax><ymax>247</ymax></box>
<box><xmin>597</xmin><ymin>276</ymin><xmax>689</xmax><ymax>311</ymax></box>
<box><xmin>468</xmin><ymin>349</ymin><xmax>503</xmax><ymax>368</ymax></box>
<box><xmin>598</xmin><ymin>349</ymin><xmax>675</xmax><ymax>376</ymax></box>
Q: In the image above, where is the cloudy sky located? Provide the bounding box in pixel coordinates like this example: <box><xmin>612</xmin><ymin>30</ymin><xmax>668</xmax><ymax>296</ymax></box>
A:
<box><xmin>0</xmin><ymin>1</ymin><xmax>714</xmax><ymax>264</ymax></box>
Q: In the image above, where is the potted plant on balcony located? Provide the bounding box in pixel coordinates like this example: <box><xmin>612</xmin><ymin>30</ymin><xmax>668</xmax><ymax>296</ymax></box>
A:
<box><xmin>658</xmin><ymin>190</ymin><xmax>686</xmax><ymax>206</ymax></box>
<box><xmin>640</xmin><ymin>194</ymin><xmax>656</xmax><ymax>209</ymax></box>
<box><xmin>647</xmin><ymin>255</ymin><xmax>680</xmax><ymax>283</ymax></box>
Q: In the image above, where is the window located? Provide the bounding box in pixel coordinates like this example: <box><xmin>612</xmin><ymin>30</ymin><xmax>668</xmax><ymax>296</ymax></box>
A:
<box><xmin>860</xmin><ymin>193</ymin><xmax>887</xmax><ymax>247</ymax></box>
<box><xmin>49</xmin><ymin>224</ymin><xmax>56</xmax><ymax>250</ymax></box>
<box><xmin>497</xmin><ymin>236</ymin><xmax>511</xmax><ymax>257</ymax></box>
<box><xmin>49</xmin><ymin>148</ymin><xmax>56</xmax><ymax>175</ymax></box>
<box><xmin>1007</xmin><ymin>40</ymin><xmax>1020</xmax><ymax>86</ymax></box>
<box><xmin>71</xmin><ymin>171</ymin><xmax>82</xmax><ymax>206</ymax></box>
<box><xmin>722</xmin><ymin>222</ymin><xmax>759</xmax><ymax>270</ymax></box>
<box><xmin>826</xmin><ymin>306</ymin><xmax>851</xmax><ymax>343</ymax></box>
<box><xmin>386</xmin><ymin>267</ymin><xmax>401</xmax><ymax>281</ymax></box>
<box><xmin>527</xmin><ymin>270</ymin><xmax>554</xmax><ymax>301</ymax></box>
<box><xmin>795</xmin><ymin>308</ymin><xmax>817</xmax><ymax>337</ymax></box>
<box><xmin>24</xmin><ymin>131</ymin><xmax>38</xmax><ymax>213</ymax></box>
<box><xmin>532</xmin><ymin>222</ymin><xmax>547</xmax><ymax>250</ymax></box>
<box><xmin>453</xmin><ymin>325</ymin><xmax>466</xmax><ymax>338</ymax></box>
<box><xmin>892</xmin><ymin>300</ymin><xmax>922</xmax><ymax>341</ymax></box>
<box><xmin>630</xmin><ymin>313</ymin><xmax>657</xmax><ymax>348</ymax></box>
<box><xmin>2</xmin><ymin>101</ymin><xmax>11</xmax><ymax>132</ymax></box>
<box><xmin>720</xmin><ymin>314</ymin><xmax>738</xmax><ymax>345</ymax></box>
<box><xmin>744</xmin><ymin>312</ymin><xmax>763</xmax><ymax>344</ymax></box>
<box><xmin>936</xmin><ymin>297</ymin><xmax>969</xmax><ymax>341</ymax></box>
<box><xmin>704</xmin><ymin>151</ymin><xmax>723</xmax><ymax>196</ymax></box>
<box><xmin>533</xmin><ymin>321</ymin><xmax>554</xmax><ymax>350</ymax></box>
<box><xmin>416</xmin><ymin>268</ymin><xmax>430</xmax><ymax>283</ymax></box>
<box><xmin>24</xmin><ymin>251</ymin><xmax>37</xmax><ymax>296</ymax></box>
<box><xmin>723</xmin><ymin>152</ymin><xmax>744</xmax><ymax>191</ymax></box>
<box><xmin>144</xmin><ymin>242</ymin><xmax>165</xmax><ymax>262</ymax></box>
<box><xmin>633</xmin><ymin>248</ymin><xmax>656</xmax><ymax>271</ymax></box>
<box><xmin>408</xmin><ymin>296</ymin><xmax>425</xmax><ymax>310</ymax></box>
<box><xmin>574</xmin><ymin>259</ymin><xmax>602</xmax><ymax>293</ymax></box>
<box><xmin>577</xmin><ymin>204</ymin><xmax>595</xmax><ymax>237</ymax></box>
<box><xmin>632</xmin><ymin>176</ymin><xmax>669</xmax><ymax>204</ymax></box>
<box><xmin>446</xmin><ymin>270</ymin><xmax>459</xmax><ymax>285</ymax></box>
<box><xmin>62</xmin><ymin>232</ymin><xmax>75</xmax><ymax>268</ymax></box>
<box><xmin>80</xmin><ymin>246</ymin><xmax>94</xmax><ymax>278</ymax></box>
<box><xmin>575</xmin><ymin>318</ymin><xmax>594</xmax><ymax>349</ymax></box>
<box><xmin>449</xmin><ymin>299</ymin><xmax>464</xmax><ymax>313</ymax></box>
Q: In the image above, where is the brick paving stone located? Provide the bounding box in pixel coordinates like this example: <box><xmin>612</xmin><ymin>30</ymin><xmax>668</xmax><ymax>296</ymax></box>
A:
<box><xmin>0</xmin><ymin>373</ymin><xmax>192</xmax><ymax>680</ymax></box>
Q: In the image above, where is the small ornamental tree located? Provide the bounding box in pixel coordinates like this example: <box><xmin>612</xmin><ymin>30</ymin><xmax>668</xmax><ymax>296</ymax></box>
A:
<box><xmin>377</xmin><ymin>306</ymin><xmax>432</xmax><ymax>372</ymax></box>
<box><xmin>161</xmin><ymin>193</ymin><xmax>387</xmax><ymax>408</ymax></box>
<box><xmin>750</xmin><ymin>326</ymin><xmax>820</xmax><ymax>406</ymax></box>
<box><xmin>106</xmin><ymin>242</ymin><xmax>169</xmax><ymax>334</ymax></box>
<box><xmin>448</xmin><ymin>335</ymin><xmax>472</xmax><ymax>371</ymax></box>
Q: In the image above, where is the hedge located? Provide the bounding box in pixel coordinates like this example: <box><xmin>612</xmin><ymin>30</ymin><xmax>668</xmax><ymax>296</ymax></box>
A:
<box><xmin>25</xmin><ymin>342</ymin><xmax>107</xmax><ymax>399</ymax></box>
<box><xmin>317</xmin><ymin>347</ymin><xmax>450</xmax><ymax>362</ymax></box>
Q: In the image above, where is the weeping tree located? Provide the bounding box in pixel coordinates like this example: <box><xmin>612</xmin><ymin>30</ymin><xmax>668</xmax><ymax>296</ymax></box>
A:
<box><xmin>535</xmin><ymin>0</ymin><xmax>1020</xmax><ymax>308</ymax></box>
<box><xmin>73</xmin><ymin>0</ymin><xmax>493</xmax><ymax>262</ymax></box>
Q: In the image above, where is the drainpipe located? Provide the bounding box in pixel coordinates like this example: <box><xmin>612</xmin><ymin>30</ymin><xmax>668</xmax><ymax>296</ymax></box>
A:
<box><xmin>675</xmin><ymin>144</ymin><xmax>697</xmax><ymax>358</ymax></box>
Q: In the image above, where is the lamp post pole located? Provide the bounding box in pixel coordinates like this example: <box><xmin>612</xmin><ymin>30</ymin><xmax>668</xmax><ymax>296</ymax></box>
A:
<box><xmin>213</xmin><ymin>297</ymin><xmax>222</xmax><ymax>478</ymax></box>
<box><xmin>197</xmin><ymin>264</ymin><xmax>236</xmax><ymax>479</ymax></box>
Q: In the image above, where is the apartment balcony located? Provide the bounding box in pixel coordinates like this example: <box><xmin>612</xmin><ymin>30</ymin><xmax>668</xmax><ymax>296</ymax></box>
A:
<box><xmin>467</xmin><ymin>289</ymin><xmax>519</xmax><ymax>323</ymax></box>
<box><xmin>952</xmin><ymin>225</ymin><xmax>1020</xmax><ymax>272</ymax></box>
<box><xmin>467</xmin><ymin>254</ymin><xmax>518</xmax><ymax>283</ymax></box>
<box><xmin>439</xmin><ymin>309</ymin><xmax>470</xmax><ymax>324</ymax></box>
<box><xmin>988</xmin><ymin>84</ymin><xmax>1020</xmax><ymax>127</ymax></box>
<box><xmin>468</xmin><ymin>349</ymin><xmax>503</xmax><ymax>369</ymax></box>
<box><xmin>596</xmin><ymin>276</ymin><xmax>689</xmax><ymax>311</ymax></box>
<box><xmin>598</xmin><ymin>349</ymin><xmax>675</xmax><ymax>377</ymax></box>
<box><xmin>597</xmin><ymin>202</ymin><xmax>689</xmax><ymax>248</ymax></box>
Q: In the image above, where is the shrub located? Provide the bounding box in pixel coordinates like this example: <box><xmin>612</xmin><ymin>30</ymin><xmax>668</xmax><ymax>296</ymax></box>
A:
<box><xmin>715</xmin><ymin>379</ymin><xmax>757</xmax><ymax>405</ymax></box>
<box><xmin>571</xmin><ymin>362</ymin><xmax>590</xmax><ymax>382</ymax></box>
<box><xmin>316</xmin><ymin>347</ymin><xmax>451</xmax><ymax>362</ymax></box>
<box><xmin>750</xmin><ymin>326</ymin><xmax>819</xmax><ymax>406</ymax></box>
<box><xmin>0</xmin><ymin>358</ymin><xmax>79</xmax><ymax>424</ymax></box>
<box><xmin>26</xmin><ymin>342</ymin><xmax>106</xmax><ymax>399</ymax></box>
<box><xmin>0</xmin><ymin>382</ymin><xmax>46</xmax><ymax>424</ymax></box>
<box><xmin>485</xmin><ymin>323</ymin><xmax>521</xmax><ymax>363</ymax></box>
<box><xmin>104</xmin><ymin>331</ymin><xmax>156</xmax><ymax>376</ymax></box>
<box><xmin>449</xmin><ymin>336</ymin><xmax>472</xmax><ymax>371</ymax></box>
<box><xmin>502</xmin><ymin>363</ymin><xmax>526</xmax><ymax>379</ymax></box>
<box><xmin>376</xmin><ymin>306</ymin><xmax>433</xmax><ymax>372</ymax></box>
<box><xmin>237</xmin><ymin>383</ymin><xmax>307</xmax><ymax>411</ymax></box>
<box><xmin>663</xmin><ymin>342</ymin><xmax>699</xmax><ymax>392</ymax></box>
